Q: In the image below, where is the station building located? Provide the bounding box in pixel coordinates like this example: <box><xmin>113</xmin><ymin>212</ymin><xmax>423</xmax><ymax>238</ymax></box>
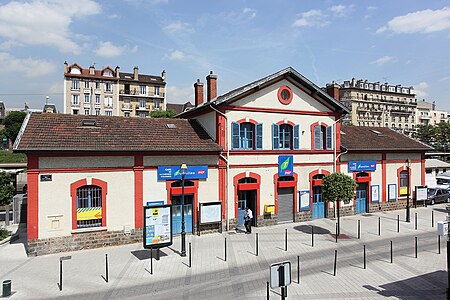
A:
<box><xmin>14</xmin><ymin>67</ymin><xmax>431</xmax><ymax>255</ymax></box>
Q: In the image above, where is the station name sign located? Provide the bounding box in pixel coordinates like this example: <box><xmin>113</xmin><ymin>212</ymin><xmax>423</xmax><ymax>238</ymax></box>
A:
<box><xmin>348</xmin><ymin>161</ymin><xmax>376</xmax><ymax>172</ymax></box>
<box><xmin>157</xmin><ymin>165</ymin><xmax>208</xmax><ymax>180</ymax></box>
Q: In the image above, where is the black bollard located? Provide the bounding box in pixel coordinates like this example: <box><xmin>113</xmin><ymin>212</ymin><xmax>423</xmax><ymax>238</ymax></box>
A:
<box><xmin>397</xmin><ymin>215</ymin><xmax>400</xmax><ymax>233</ymax></box>
<box><xmin>357</xmin><ymin>220</ymin><xmax>361</xmax><ymax>239</ymax></box>
<box><xmin>105</xmin><ymin>254</ymin><xmax>109</xmax><ymax>283</ymax></box>
<box><xmin>438</xmin><ymin>235</ymin><xmax>441</xmax><ymax>254</ymax></box>
<box><xmin>378</xmin><ymin>217</ymin><xmax>381</xmax><ymax>236</ymax></box>
<box><xmin>415</xmin><ymin>237</ymin><xmax>418</xmax><ymax>258</ymax></box>
<box><xmin>224</xmin><ymin>238</ymin><xmax>227</xmax><ymax>262</ymax></box>
<box><xmin>311</xmin><ymin>226</ymin><xmax>314</xmax><ymax>247</ymax></box>
<box><xmin>415</xmin><ymin>213</ymin><xmax>418</xmax><ymax>230</ymax></box>
<box><xmin>256</xmin><ymin>233</ymin><xmax>259</xmax><ymax>256</ymax></box>
<box><xmin>59</xmin><ymin>260</ymin><xmax>63</xmax><ymax>291</ymax></box>
<box><xmin>189</xmin><ymin>242</ymin><xmax>192</xmax><ymax>268</ymax></box>
<box><xmin>285</xmin><ymin>229</ymin><xmax>288</xmax><ymax>252</ymax></box>
<box><xmin>150</xmin><ymin>247</ymin><xmax>153</xmax><ymax>275</ymax></box>
<box><xmin>363</xmin><ymin>245</ymin><xmax>366</xmax><ymax>269</ymax></box>
<box><xmin>390</xmin><ymin>241</ymin><xmax>393</xmax><ymax>264</ymax></box>
<box><xmin>297</xmin><ymin>255</ymin><xmax>300</xmax><ymax>284</ymax></box>
<box><xmin>333</xmin><ymin>250</ymin><xmax>338</xmax><ymax>276</ymax></box>
<box><xmin>335</xmin><ymin>223</ymin><xmax>338</xmax><ymax>243</ymax></box>
<box><xmin>266</xmin><ymin>281</ymin><xmax>269</xmax><ymax>300</ymax></box>
<box><xmin>432</xmin><ymin>211</ymin><xmax>434</xmax><ymax>228</ymax></box>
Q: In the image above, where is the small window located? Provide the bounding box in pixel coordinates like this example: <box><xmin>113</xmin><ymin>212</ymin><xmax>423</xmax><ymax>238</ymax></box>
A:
<box><xmin>76</xmin><ymin>185</ymin><xmax>102</xmax><ymax>228</ymax></box>
<box><xmin>232</xmin><ymin>122</ymin><xmax>263</xmax><ymax>150</ymax></box>
<box><xmin>105</xmin><ymin>111</ymin><xmax>113</xmax><ymax>116</ymax></box>
<box><xmin>139</xmin><ymin>85</ymin><xmax>147</xmax><ymax>95</ymax></box>
<box><xmin>399</xmin><ymin>170</ymin><xmax>408</xmax><ymax>196</ymax></box>
<box><xmin>71</xmin><ymin>80</ymin><xmax>80</xmax><ymax>90</ymax></box>
<box><xmin>155</xmin><ymin>86</ymin><xmax>160</xmax><ymax>96</ymax></box>
<box><xmin>84</xmin><ymin>81</ymin><xmax>89</xmax><ymax>89</ymax></box>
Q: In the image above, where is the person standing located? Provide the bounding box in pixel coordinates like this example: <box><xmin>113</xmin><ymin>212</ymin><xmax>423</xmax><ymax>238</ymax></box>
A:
<box><xmin>244</xmin><ymin>207</ymin><xmax>253</xmax><ymax>234</ymax></box>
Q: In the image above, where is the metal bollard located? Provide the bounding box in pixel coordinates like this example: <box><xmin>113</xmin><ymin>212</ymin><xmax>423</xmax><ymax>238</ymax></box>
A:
<box><xmin>432</xmin><ymin>210</ymin><xmax>434</xmax><ymax>228</ymax></box>
<box><xmin>285</xmin><ymin>229</ymin><xmax>288</xmax><ymax>252</ymax></box>
<box><xmin>2</xmin><ymin>280</ymin><xmax>11</xmax><ymax>297</ymax></box>
<box><xmin>397</xmin><ymin>215</ymin><xmax>400</xmax><ymax>233</ymax></box>
<box><xmin>59</xmin><ymin>260</ymin><xmax>63</xmax><ymax>291</ymax></box>
<box><xmin>297</xmin><ymin>255</ymin><xmax>300</xmax><ymax>284</ymax></box>
<box><xmin>378</xmin><ymin>217</ymin><xmax>381</xmax><ymax>236</ymax></box>
<box><xmin>256</xmin><ymin>233</ymin><xmax>259</xmax><ymax>256</ymax></box>
<box><xmin>390</xmin><ymin>241</ymin><xmax>393</xmax><ymax>263</ymax></box>
<box><xmin>266</xmin><ymin>281</ymin><xmax>270</xmax><ymax>300</ymax></box>
<box><xmin>105</xmin><ymin>254</ymin><xmax>109</xmax><ymax>283</ymax></box>
<box><xmin>335</xmin><ymin>223</ymin><xmax>338</xmax><ymax>243</ymax></box>
<box><xmin>224</xmin><ymin>238</ymin><xmax>227</xmax><ymax>262</ymax></box>
<box><xmin>438</xmin><ymin>235</ymin><xmax>441</xmax><ymax>254</ymax></box>
<box><xmin>415</xmin><ymin>213</ymin><xmax>418</xmax><ymax>230</ymax></box>
<box><xmin>189</xmin><ymin>242</ymin><xmax>192</xmax><ymax>268</ymax></box>
<box><xmin>333</xmin><ymin>250</ymin><xmax>338</xmax><ymax>276</ymax></box>
<box><xmin>150</xmin><ymin>247</ymin><xmax>153</xmax><ymax>275</ymax></box>
<box><xmin>357</xmin><ymin>220</ymin><xmax>361</xmax><ymax>239</ymax></box>
<box><xmin>363</xmin><ymin>245</ymin><xmax>366</xmax><ymax>269</ymax></box>
<box><xmin>415</xmin><ymin>236</ymin><xmax>418</xmax><ymax>258</ymax></box>
<box><xmin>311</xmin><ymin>225</ymin><xmax>314</xmax><ymax>247</ymax></box>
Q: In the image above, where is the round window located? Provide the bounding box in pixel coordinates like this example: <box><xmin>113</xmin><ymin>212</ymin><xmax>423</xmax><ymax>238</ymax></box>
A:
<box><xmin>277</xmin><ymin>86</ymin><xmax>293</xmax><ymax>105</ymax></box>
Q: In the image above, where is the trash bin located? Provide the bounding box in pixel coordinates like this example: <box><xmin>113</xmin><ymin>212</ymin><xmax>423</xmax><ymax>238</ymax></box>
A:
<box><xmin>2</xmin><ymin>280</ymin><xmax>11</xmax><ymax>297</ymax></box>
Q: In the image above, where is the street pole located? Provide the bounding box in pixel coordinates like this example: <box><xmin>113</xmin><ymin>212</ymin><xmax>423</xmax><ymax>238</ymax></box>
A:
<box><xmin>406</xmin><ymin>159</ymin><xmax>411</xmax><ymax>223</ymax></box>
<box><xmin>180</xmin><ymin>163</ymin><xmax>187</xmax><ymax>257</ymax></box>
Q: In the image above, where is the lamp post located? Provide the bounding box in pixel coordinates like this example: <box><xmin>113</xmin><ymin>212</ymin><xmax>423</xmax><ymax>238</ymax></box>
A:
<box><xmin>180</xmin><ymin>163</ymin><xmax>187</xmax><ymax>257</ymax></box>
<box><xmin>406</xmin><ymin>159</ymin><xmax>411</xmax><ymax>223</ymax></box>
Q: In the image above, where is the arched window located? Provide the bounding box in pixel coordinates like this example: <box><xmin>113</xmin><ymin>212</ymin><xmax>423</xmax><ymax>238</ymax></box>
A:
<box><xmin>76</xmin><ymin>185</ymin><xmax>102</xmax><ymax>228</ymax></box>
<box><xmin>313</xmin><ymin>124</ymin><xmax>332</xmax><ymax>150</ymax></box>
<box><xmin>232</xmin><ymin>121</ymin><xmax>262</xmax><ymax>150</ymax></box>
<box><xmin>240</xmin><ymin>122</ymin><xmax>254</xmax><ymax>149</ymax></box>
<box><xmin>399</xmin><ymin>170</ymin><xmax>408</xmax><ymax>196</ymax></box>
<box><xmin>272</xmin><ymin>123</ymin><xmax>300</xmax><ymax>150</ymax></box>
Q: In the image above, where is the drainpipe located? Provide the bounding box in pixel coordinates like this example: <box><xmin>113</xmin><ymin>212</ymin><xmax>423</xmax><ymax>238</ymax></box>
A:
<box><xmin>333</xmin><ymin>118</ymin><xmax>342</xmax><ymax>173</ymax></box>
<box><xmin>210</xmin><ymin>104</ymin><xmax>230</xmax><ymax>231</ymax></box>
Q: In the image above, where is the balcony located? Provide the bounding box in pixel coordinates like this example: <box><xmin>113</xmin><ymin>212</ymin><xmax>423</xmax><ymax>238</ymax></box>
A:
<box><xmin>120</xmin><ymin>89</ymin><xmax>139</xmax><ymax>95</ymax></box>
<box><xmin>419</xmin><ymin>114</ymin><xmax>431</xmax><ymax>120</ymax></box>
<box><xmin>122</xmin><ymin>103</ymin><xmax>133</xmax><ymax>111</ymax></box>
<box><xmin>94</xmin><ymin>89</ymin><xmax>101</xmax><ymax>94</ymax></box>
<box><xmin>136</xmin><ymin>105</ymin><xmax>151</xmax><ymax>111</ymax></box>
<box><xmin>104</xmin><ymin>89</ymin><xmax>113</xmax><ymax>94</ymax></box>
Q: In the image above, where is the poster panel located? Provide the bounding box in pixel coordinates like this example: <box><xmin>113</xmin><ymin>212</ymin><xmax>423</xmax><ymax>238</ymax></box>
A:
<box><xmin>143</xmin><ymin>205</ymin><xmax>172</xmax><ymax>249</ymax></box>
<box><xmin>299</xmin><ymin>190</ymin><xmax>310</xmax><ymax>211</ymax></box>
<box><xmin>416</xmin><ymin>186</ymin><xmax>428</xmax><ymax>201</ymax></box>
<box><xmin>371</xmin><ymin>185</ymin><xmax>380</xmax><ymax>202</ymax></box>
<box><xmin>388</xmin><ymin>184</ymin><xmax>397</xmax><ymax>201</ymax></box>
<box><xmin>199</xmin><ymin>202</ymin><xmax>222</xmax><ymax>224</ymax></box>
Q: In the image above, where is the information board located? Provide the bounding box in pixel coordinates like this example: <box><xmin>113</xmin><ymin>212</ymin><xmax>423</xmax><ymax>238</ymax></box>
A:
<box><xmin>143</xmin><ymin>204</ymin><xmax>172</xmax><ymax>249</ymax></box>
<box><xmin>371</xmin><ymin>185</ymin><xmax>380</xmax><ymax>202</ymax></box>
<box><xmin>157</xmin><ymin>166</ymin><xmax>208</xmax><ymax>180</ymax></box>
<box><xmin>416</xmin><ymin>186</ymin><xmax>428</xmax><ymax>201</ymax></box>
<box><xmin>278</xmin><ymin>156</ymin><xmax>294</xmax><ymax>177</ymax></box>
<box><xmin>299</xmin><ymin>190</ymin><xmax>310</xmax><ymax>211</ymax></box>
<box><xmin>199</xmin><ymin>202</ymin><xmax>222</xmax><ymax>224</ymax></box>
<box><xmin>388</xmin><ymin>184</ymin><xmax>397</xmax><ymax>201</ymax></box>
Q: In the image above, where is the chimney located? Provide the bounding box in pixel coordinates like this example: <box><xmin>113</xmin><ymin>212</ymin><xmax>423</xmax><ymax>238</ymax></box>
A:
<box><xmin>194</xmin><ymin>79</ymin><xmax>204</xmax><ymax>107</ymax></box>
<box><xmin>115</xmin><ymin>66</ymin><xmax>120</xmax><ymax>78</ymax></box>
<box><xmin>89</xmin><ymin>65</ymin><xmax>95</xmax><ymax>75</ymax></box>
<box><xmin>133</xmin><ymin>66</ymin><xmax>139</xmax><ymax>80</ymax></box>
<box><xmin>433</xmin><ymin>101</ymin><xmax>436</xmax><ymax>110</ymax></box>
<box><xmin>64</xmin><ymin>61</ymin><xmax>68</xmax><ymax>73</ymax></box>
<box><xmin>351</xmin><ymin>78</ymin><xmax>355</xmax><ymax>87</ymax></box>
<box><xmin>206</xmin><ymin>71</ymin><xmax>217</xmax><ymax>101</ymax></box>
<box><xmin>161</xmin><ymin>69</ymin><xmax>166</xmax><ymax>81</ymax></box>
<box><xmin>326</xmin><ymin>81</ymin><xmax>340</xmax><ymax>101</ymax></box>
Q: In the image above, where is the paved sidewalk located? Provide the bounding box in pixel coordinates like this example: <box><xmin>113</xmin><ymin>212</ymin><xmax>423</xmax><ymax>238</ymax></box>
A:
<box><xmin>0</xmin><ymin>204</ymin><xmax>448</xmax><ymax>299</ymax></box>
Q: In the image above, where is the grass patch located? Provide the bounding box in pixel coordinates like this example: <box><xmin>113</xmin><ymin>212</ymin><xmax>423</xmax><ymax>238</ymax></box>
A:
<box><xmin>0</xmin><ymin>228</ymin><xmax>10</xmax><ymax>241</ymax></box>
<box><xmin>0</xmin><ymin>151</ymin><xmax>27</xmax><ymax>163</ymax></box>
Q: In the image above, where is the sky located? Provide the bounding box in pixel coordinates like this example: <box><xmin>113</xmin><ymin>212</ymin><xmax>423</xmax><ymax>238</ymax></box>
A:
<box><xmin>0</xmin><ymin>0</ymin><xmax>449</xmax><ymax>112</ymax></box>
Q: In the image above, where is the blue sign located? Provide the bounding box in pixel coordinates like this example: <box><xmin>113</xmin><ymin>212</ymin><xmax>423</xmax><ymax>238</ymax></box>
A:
<box><xmin>348</xmin><ymin>161</ymin><xmax>376</xmax><ymax>172</ymax></box>
<box><xmin>147</xmin><ymin>201</ymin><xmax>165</xmax><ymax>206</ymax></box>
<box><xmin>157</xmin><ymin>165</ymin><xmax>208</xmax><ymax>180</ymax></box>
<box><xmin>278</xmin><ymin>156</ymin><xmax>294</xmax><ymax>177</ymax></box>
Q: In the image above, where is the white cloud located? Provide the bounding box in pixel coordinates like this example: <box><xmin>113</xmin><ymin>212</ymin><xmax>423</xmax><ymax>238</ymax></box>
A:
<box><xmin>166</xmin><ymin>50</ymin><xmax>186</xmax><ymax>60</ymax></box>
<box><xmin>0</xmin><ymin>0</ymin><xmax>101</xmax><ymax>54</ymax></box>
<box><xmin>369</xmin><ymin>55</ymin><xmax>397</xmax><ymax>66</ymax></box>
<box><xmin>293</xmin><ymin>9</ymin><xmax>328</xmax><ymax>27</ymax></box>
<box><xmin>243</xmin><ymin>7</ymin><xmax>256</xmax><ymax>19</ymax></box>
<box><xmin>376</xmin><ymin>7</ymin><xmax>450</xmax><ymax>34</ymax></box>
<box><xmin>414</xmin><ymin>82</ymin><xmax>429</xmax><ymax>98</ymax></box>
<box><xmin>163</xmin><ymin>20</ymin><xmax>194</xmax><ymax>34</ymax></box>
<box><xmin>94</xmin><ymin>41</ymin><xmax>138</xmax><ymax>58</ymax></box>
<box><xmin>0</xmin><ymin>52</ymin><xmax>57</xmax><ymax>77</ymax></box>
<box><xmin>329</xmin><ymin>5</ymin><xmax>354</xmax><ymax>17</ymax></box>
<box><xmin>439</xmin><ymin>76</ymin><xmax>450</xmax><ymax>82</ymax></box>
<box><xmin>167</xmin><ymin>85</ymin><xmax>193</xmax><ymax>104</ymax></box>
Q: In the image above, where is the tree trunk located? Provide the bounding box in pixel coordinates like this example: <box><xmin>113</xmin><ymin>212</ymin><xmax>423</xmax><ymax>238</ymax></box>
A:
<box><xmin>337</xmin><ymin>199</ymin><xmax>340</xmax><ymax>236</ymax></box>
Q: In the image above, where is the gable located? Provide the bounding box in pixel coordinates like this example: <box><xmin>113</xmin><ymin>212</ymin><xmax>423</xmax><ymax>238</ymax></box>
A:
<box><xmin>229</xmin><ymin>79</ymin><xmax>333</xmax><ymax>113</ymax></box>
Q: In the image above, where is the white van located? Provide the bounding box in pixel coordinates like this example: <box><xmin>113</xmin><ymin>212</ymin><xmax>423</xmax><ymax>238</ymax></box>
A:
<box><xmin>436</xmin><ymin>173</ymin><xmax>450</xmax><ymax>192</ymax></box>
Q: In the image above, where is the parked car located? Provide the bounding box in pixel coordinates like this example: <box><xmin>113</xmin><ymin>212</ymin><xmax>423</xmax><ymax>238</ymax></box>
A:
<box><xmin>427</xmin><ymin>188</ymin><xmax>450</xmax><ymax>205</ymax></box>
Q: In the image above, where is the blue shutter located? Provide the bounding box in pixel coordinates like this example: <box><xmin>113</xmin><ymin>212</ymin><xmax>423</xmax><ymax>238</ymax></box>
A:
<box><xmin>232</xmin><ymin>122</ymin><xmax>240</xmax><ymax>149</ymax></box>
<box><xmin>326</xmin><ymin>126</ymin><xmax>333</xmax><ymax>150</ymax></box>
<box><xmin>272</xmin><ymin>124</ymin><xmax>280</xmax><ymax>150</ymax></box>
<box><xmin>293</xmin><ymin>124</ymin><xmax>300</xmax><ymax>150</ymax></box>
<box><xmin>314</xmin><ymin>125</ymin><xmax>322</xmax><ymax>150</ymax></box>
<box><xmin>256</xmin><ymin>123</ymin><xmax>263</xmax><ymax>150</ymax></box>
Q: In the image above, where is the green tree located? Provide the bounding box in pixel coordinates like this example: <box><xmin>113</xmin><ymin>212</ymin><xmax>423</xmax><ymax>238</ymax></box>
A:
<box><xmin>0</xmin><ymin>172</ymin><xmax>15</xmax><ymax>206</ymax></box>
<box><xmin>434</xmin><ymin>122</ymin><xmax>450</xmax><ymax>152</ymax></box>
<box><xmin>414</xmin><ymin>125</ymin><xmax>435</xmax><ymax>147</ymax></box>
<box><xmin>149</xmin><ymin>109</ymin><xmax>176</xmax><ymax>118</ymax></box>
<box><xmin>3</xmin><ymin>111</ymin><xmax>26</xmax><ymax>143</ymax></box>
<box><xmin>322</xmin><ymin>172</ymin><xmax>357</xmax><ymax>235</ymax></box>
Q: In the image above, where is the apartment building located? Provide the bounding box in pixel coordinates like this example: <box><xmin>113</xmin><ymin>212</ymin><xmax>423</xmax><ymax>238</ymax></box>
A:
<box><xmin>63</xmin><ymin>62</ymin><xmax>166</xmax><ymax>117</ymax></box>
<box><xmin>327</xmin><ymin>79</ymin><xmax>417</xmax><ymax>134</ymax></box>
<box><xmin>416</xmin><ymin>99</ymin><xmax>449</xmax><ymax>126</ymax></box>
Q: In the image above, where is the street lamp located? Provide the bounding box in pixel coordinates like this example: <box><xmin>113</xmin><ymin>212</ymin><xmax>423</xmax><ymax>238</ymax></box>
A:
<box><xmin>179</xmin><ymin>163</ymin><xmax>187</xmax><ymax>257</ymax></box>
<box><xmin>406</xmin><ymin>159</ymin><xmax>411</xmax><ymax>223</ymax></box>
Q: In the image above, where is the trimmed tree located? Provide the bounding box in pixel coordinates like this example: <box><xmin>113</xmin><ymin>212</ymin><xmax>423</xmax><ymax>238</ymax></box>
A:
<box><xmin>322</xmin><ymin>172</ymin><xmax>357</xmax><ymax>236</ymax></box>
<box><xmin>3</xmin><ymin>111</ymin><xmax>26</xmax><ymax>144</ymax></box>
<box><xmin>0</xmin><ymin>172</ymin><xmax>15</xmax><ymax>206</ymax></box>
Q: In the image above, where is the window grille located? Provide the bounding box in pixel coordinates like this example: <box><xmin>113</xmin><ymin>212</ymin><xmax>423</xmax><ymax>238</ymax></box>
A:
<box><xmin>76</xmin><ymin>185</ymin><xmax>102</xmax><ymax>228</ymax></box>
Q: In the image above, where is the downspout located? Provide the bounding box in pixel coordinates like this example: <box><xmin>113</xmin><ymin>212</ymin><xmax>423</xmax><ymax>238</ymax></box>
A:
<box><xmin>210</xmin><ymin>104</ymin><xmax>230</xmax><ymax>231</ymax></box>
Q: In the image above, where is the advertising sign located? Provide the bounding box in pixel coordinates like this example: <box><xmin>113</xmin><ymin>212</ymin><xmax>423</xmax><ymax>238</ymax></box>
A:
<box><xmin>278</xmin><ymin>156</ymin><xmax>294</xmax><ymax>177</ymax></box>
<box><xmin>348</xmin><ymin>161</ymin><xmax>377</xmax><ymax>172</ymax></box>
<box><xmin>143</xmin><ymin>204</ymin><xmax>172</xmax><ymax>249</ymax></box>
<box><xmin>299</xmin><ymin>190</ymin><xmax>310</xmax><ymax>211</ymax></box>
<box><xmin>77</xmin><ymin>207</ymin><xmax>102</xmax><ymax>221</ymax></box>
<box><xmin>388</xmin><ymin>184</ymin><xmax>397</xmax><ymax>201</ymax></box>
<box><xmin>371</xmin><ymin>185</ymin><xmax>380</xmax><ymax>202</ymax></box>
<box><xmin>157</xmin><ymin>166</ymin><xmax>208</xmax><ymax>180</ymax></box>
<box><xmin>199</xmin><ymin>202</ymin><xmax>222</xmax><ymax>224</ymax></box>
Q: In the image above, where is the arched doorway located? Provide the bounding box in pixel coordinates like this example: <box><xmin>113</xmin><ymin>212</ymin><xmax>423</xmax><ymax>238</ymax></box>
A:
<box><xmin>355</xmin><ymin>172</ymin><xmax>370</xmax><ymax>214</ymax></box>
<box><xmin>234</xmin><ymin>173</ymin><xmax>260</xmax><ymax>230</ymax></box>
<box><xmin>312</xmin><ymin>174</ymin><xmax>325</xmax><ymax>219</ymax></box>
<box><xmin>274</xmin><ymin>173</ymin><xmax>298</xmax><ymax>223</ymax></box>
<box><xmin>167</xmin><ymin>180</ymin><xmax>196</xmax><ymax>235</ymax></box>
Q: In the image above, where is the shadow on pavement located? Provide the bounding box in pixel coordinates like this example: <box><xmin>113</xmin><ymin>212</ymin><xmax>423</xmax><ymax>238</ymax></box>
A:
<box><xmin>363</xmin><ymin>270</ymin><xmax>447</xmax><ymax>299</ymax></box>
<box><xmin>131</xmin><ymin>249</ymin><xmax>167</xmax><ymax>260</ymax></box>
<box><xmin>293</xmin><ymin>225</ymin><xmax>330</xmax><ymax>235</ymax></box>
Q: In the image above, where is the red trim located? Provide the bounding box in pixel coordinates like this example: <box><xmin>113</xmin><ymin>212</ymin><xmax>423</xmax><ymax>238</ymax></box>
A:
<box><xmin>27</xmin><ymin>170</ymin><xmax>39</xmax><ymax>240</ymax></box>
<box><xmin>382</xmin><ymin>152</ymin><xmax>387</xmax><ymax>202</ymax></box>
<box><xmin>166</xmin><ymin>180</ymin><xmax>199</xmax><ymax>223</ymax></box>
<box><xmin>218</xmin><ymin>158</ymin><xmax>227</xmax><ymax>219</ymax></box>
<box><xmin>36</xmin><ymin>167</ymin><xmax>134</xmax><ymax>173</ymax></box>
<box><xmin>276</xmin><ymin>120</ymin><xmax>296</xmax><ymax>126</ymax></box>
<box><xmin>353</xmin><ymin>172</ymin><xmax>372</xmax><ymax>206</ymax></box>
<box><xmin>233</xmin><ymin>172</ymin><xmax>261</xmax><ymax>219</ymax></box>
<box><xmin>335</xmin><ymin>117</ymin><xmax>341</xmax><ymax>150</ymax></box>
<box><xmin>421</xmin><ymin>153</ymin><xmax>426</xmax><ymax>185</ymax></box>
<box><xmin>237</xmin><ymin>118</ymin><xmax>258</xmax><ymax>125</ymax></box>
<box><xmin>70</xmin><ymin>178</ymin><xmax>108</xmax><ymax>230</ymax></box>
<box><xmin>397</xmin><ymin>166</ymin><xmax>411</xmax><ymax>198</ymax></box>
<box><xmin>134</xmin><ymin>154</ymin><xmax>144</xmax><ymax>228</ymax></box>
<box><xmin>230</xmin><ymin>150</ymin><xmax>335</xmax><ymax>155</ymax></box>
<box><xmin>310</xmin><ymin>122</ymin><xmax>329</xmax><ymax>150</ymax></box>
<box><xmin>229</xmin><ymin>162</ymin><xmax>334</xmax><ymax>169</ymax></box>
<box><xmin>277</xmin><ymin>85</ymin><xmax>293</xmax><ymax>105</ymax></box>
<box><xmin>273</xmin><ymin>173</ymin><xmax>298</xmax><ymax>214</ymax></box>
<box><xmin>309</xmin><ymin>170</ymin><xmax>330</xmax><ymax>211</ymax></box>
<box><xmin>216</xmin><ymin>112</ymin><xmax>226</xmax><ymax>148</ymax></box>
<box><xmin>222</xmin><ymin>105</ymin><xmax>337</xmax><ymax>116</ymax></box>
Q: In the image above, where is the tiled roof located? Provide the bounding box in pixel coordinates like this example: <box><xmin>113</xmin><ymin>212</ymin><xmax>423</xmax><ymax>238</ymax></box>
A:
<box><xmin>14</xmin><ymin>113</ymin><xmax>222</xmax><ymax>153</ymax></box>
<box><xmin>341</xmin><ymin>126</ymin><xmax>433</xmax><ymax>151</ymax></box>
<box><xmin>167</xmin><ymin>102</ymin><xmax>194</xmax><ymax>114</ymax></box>
<box><xmin>119</xmin><ymin>72</ymin><xmax>165</xmax><ymax>84</ymax></box>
